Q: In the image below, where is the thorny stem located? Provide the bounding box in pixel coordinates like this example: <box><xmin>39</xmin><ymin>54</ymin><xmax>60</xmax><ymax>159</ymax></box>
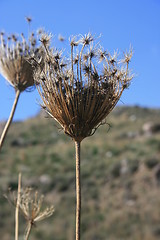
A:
<box><xmin>15</xmin><ymin>173</ymin><xmax>21</xmax><ymax>240</ymax></box>
<box><xmin>24</xmin><ymin>222</ymin><xmax>32</xmax><ymax>240</ymax></box>
<box><xmin>75</xmin><ymin>141</ymin><xmax>81</xmax><ymax>240</ymax></box>
<box><xmin>0</xmin><ymin>89</ymin><xmax>20</xmax><ymax>150</ymax></box>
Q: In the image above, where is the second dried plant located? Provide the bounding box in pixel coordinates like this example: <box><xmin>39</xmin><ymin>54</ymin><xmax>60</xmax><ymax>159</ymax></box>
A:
<box><xmin>6</xmin><ymin>173</ymin><xmax>54</xmax><ymax>240</ymax></box>
<box><xmin>0</xmin><ymin>25</ymin><xmax>42</xmax><ymax>150</ymax></box>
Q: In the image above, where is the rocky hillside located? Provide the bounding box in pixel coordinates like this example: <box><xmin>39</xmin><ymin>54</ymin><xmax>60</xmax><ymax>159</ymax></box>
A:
<box><xmin>0</xmin><ymin>106</ymin><xmax>160</xmax><ymax>240</ymax></box>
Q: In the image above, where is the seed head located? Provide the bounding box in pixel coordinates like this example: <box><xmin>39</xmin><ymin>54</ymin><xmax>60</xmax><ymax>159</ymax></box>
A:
<box><xmin>18</xmin><ymin>188</ymin><xmax>54</xmax><ymax>225</ymax></box>
<box><xmin>80</xmin><ymin>32</ymin><xmax>94</xmax><ymax>46</ymax></box>
<box><xmin>70</xmin><ymin>35</ymin><xmax>79</xmax><ymax>47</ymax></box>
<box><xmin>5</xmin><ymin>183</ymin><xmax>54</xmax><ymax>238</ymax></box>
<box><xmin>58</xmin><ymin>34</ymin><xmax>65</xmax><ymax>42</ymax></box>
<box><xmin>40</xmin><ymin>33</ymin><xmax>52</xmax><ymax>47</ymax></box>
<box><xmin>123</xmin><ymin>46</ymin><xmax>133</xmax><ymax>63</ymax></box>
<box><xmin>31</xmin><ymin>33</ymin><xmax>133</xmax><ymax>142</ymax></box>
<box><xmin>98</xmin><ymin>47</ymin><xmax>108</xmax><ymax>62</ymax></box>
<box><xmin>25</xmin><ymin>16</ymin><xmax>32</xmax><ymax>24</ymax></box>
<box><xmin>0</xmin><ymin>31</ymin><xmax>41</xmax><ymax>91</ymax></box>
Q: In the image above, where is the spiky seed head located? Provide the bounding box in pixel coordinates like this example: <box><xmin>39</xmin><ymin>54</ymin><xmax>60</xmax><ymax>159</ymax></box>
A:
<box><xmin>80</xmin><ymin>32</ymin><xmax>94</xmax><ymax>45</ymax></box>
<box><xmin>6</xmin><ymin>186</ymin><xmax>54</xmax><ymax>230</ymax></box>
<box><xmin>70</xmin><ymin>36</ymin><xmax>79</xmax><ymax>47</ymax></box>
<box><xmin>123</xmin><ymin>46</ymin><xmax>133</xmax><ymax>64</ymax></box>
<box><xmin>25</xmin><ymin>16</ymin><xmax>32</xmax><ymax>23</ymax></box>
<box><xmin>18</xmin><ymin>188</ymin><xmax>54</xmax><ymax>225</ymax></box>
<box><xmin>40</xmin><ymin>33</ymin><xmax>52</xmax><ymax>47</ymax></box>
<box><xmin>98</xmin><ymin>48</ymin><xmax>108</xmax><ymax>62</ymax></box>
<box><xmin>11</xmin><ymin>34</ymin><xmax>17</xmax><ymax>42</ymax></box>
<box><xmin>31</xmin><ymin>33</ymin><xmax>133</xmax><ymax>142</ymax></box>
<box><xmin>58</xmin><ymin>34</ymin><xmax>65</xmax><ymax>42</ymax></box>
<box><xmin>0</xmin><ymin>31</ymin><xmax>42</xmax><ymax>92</ymax></box>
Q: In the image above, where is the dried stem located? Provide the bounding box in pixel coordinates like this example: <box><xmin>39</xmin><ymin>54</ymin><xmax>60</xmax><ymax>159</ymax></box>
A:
<box><xmin>24</xmin><ymin>222</ymin><xmax>32</xmax><ymax>240</ymax></box>
<box><xmin>75</xmin><ymin>141</ymin><xmax>81</xmax><ymax>240</ymax></box>
<box><xmin>0</xmin><ymin>89</ymin><xmax>20</xmax><ymax>150</ymax></box>
<box><xmin>15</xmin><ymin>173</ymin><xmax>21</xmax><ymax>240</ymax></box>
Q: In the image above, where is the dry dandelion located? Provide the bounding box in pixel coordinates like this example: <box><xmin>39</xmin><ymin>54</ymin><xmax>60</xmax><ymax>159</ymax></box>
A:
<box><xmin>31</xmin><ymin>32</ymin><xmax>133</xmax><ymax>240</ymax></box>
<box><xmin>0</xmin><ymin>27</ymin><xmax>42</xmax><ymax>150</ymax></box>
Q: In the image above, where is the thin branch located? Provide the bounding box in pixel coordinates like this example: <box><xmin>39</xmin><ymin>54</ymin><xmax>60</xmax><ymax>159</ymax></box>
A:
<box><xmin>24</xmin><ymin>221</ymin><xmax>32</xmax><ymax>240</ymax></box>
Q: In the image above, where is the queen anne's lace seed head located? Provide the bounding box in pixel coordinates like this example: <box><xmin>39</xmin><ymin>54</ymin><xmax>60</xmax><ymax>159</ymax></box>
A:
<box><xmin>31</xmin><ymin>33</ymin><xmax>133</xmax><ymax>142</ymax></box>
<box><xmin>0</xmin><ymin>30</ymin><xmax>42</xmax><ymax>92</ymax></box>
<box><xmin>18</xmin><ymin>188</ymin><xmax>54</xmax><ymax>225</ymax></box>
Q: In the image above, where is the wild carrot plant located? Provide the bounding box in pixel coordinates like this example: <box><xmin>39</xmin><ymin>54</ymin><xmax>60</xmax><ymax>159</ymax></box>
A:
<box><xmin>0</xmin><ymin>19</ymin><xmax>42</xmax><ymax>150</ymax></box>
<box><xmin>30</xmin><ymin>32</ymin><xmax>133</xmax><ymax>240</ymax></box>
<box><xmin>6</xmin><ymin>173</ymin><xmax>54</xmax><ymax>240</ymax></box>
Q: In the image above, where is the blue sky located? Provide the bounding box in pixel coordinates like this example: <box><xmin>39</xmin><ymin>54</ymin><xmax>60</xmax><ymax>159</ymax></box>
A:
<box><xmin>0</xmin><ymin>0</ymin><xmax>160</xmax><ymax>121</ymax></box>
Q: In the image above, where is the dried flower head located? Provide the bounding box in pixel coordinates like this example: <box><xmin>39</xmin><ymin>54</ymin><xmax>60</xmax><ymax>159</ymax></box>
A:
<box><xmin>32</xmin><ymin>33</ymin><xmax>133</xmax><ymax>142</ymax></box>
<box><xmin>18</xmin><ymin>188</ymin><xmax>54</xmax><ymax>225</ymax></box>
<box><xmin>40</xmin><ymin>32</ymin><xmax>52</xmax><ymax>47</ymax></box>
<box><xmin>58</xmin><ymin>34</ymin><xmax>65</xmax><ymax>42</ymax></box>
<box><xmin>122</xmin><ymin>45</ymin><xmax>133</xmax><ymax>64</ymax></box>
<box><xmin>25</xmin><ymin>16</ymin><xmax>32</xmax><ymax>24</ymax></box>
<box><xmin>70</xmin><ymin>35</ymin><xmax>79</xmax><ymax>47</ymax></box>
<box><xmin>5</xmin><ymin>183</ymin><xmax>54</xmax><ymax>240</ymax></box>
<box><xmin>0</xmin><ymin>31</ymin><xmax>41</xmax><ymax>92</ymax></box>
<box><xmin>79</xmin><ymin>32</ymin><xmax>94</xmax><ymax>45</ymax></box>
<box><xmin>6</xmin><ymin>187</ymin><xmax>54</xmax><ymax>224</ymax></box>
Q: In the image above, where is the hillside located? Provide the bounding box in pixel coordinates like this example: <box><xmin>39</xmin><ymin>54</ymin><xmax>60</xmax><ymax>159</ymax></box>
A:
<box><xmin>0</xmin><ymin>106</ymin><xmax>160</xmax><ymax>240</ymax></box>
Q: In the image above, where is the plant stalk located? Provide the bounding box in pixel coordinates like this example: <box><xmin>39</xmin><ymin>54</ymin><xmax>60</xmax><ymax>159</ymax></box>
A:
<box><xmin>0</xmin><ymin>89</ymin><xmax>20</xmax><ymax>150</ymax></box>
<box><xmin>24</xmin><ymin>222</ymin><xmax>32</xmax><ymax>240</ymax></box>
<box><xmin>75</xmin><ymin>141</ymin><xmax>81</xmax><ymax>240</ymax></box>
<box><xmin>15</xmin><ymin>173</ymin><xmax>21</xmax><ymax>240</ymax></box>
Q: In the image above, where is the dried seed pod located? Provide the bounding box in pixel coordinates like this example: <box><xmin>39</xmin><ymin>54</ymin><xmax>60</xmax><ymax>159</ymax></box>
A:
<box><xmin>0</xmin><ymin>31</ymin><xmax>42</xmax><ymax>92</ymax></box>
<box><xmin>31</xmin><ymin>33</ymin><xmax>133</xmax><ymax>142</ymax></box>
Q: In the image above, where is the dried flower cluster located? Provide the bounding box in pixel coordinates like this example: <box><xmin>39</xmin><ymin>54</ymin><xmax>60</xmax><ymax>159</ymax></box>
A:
<box><xmin>0</xmin><ymin>31</ymin><xmax>41</xmax><ymax>91</ymax></box>
<box><xmin>18</xmin><ymin>188</ymin><xmax>54</xmax><ymax>225</ymax></box>
<box><xmin>32</xmin><ymin>33</ymin><xmax>133</xmax><ymax>142</ymax></box>
<box><xmin>5</xmin><ymin>184</ymin><xmax>54</xmax><ymax>240</ymax></box>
